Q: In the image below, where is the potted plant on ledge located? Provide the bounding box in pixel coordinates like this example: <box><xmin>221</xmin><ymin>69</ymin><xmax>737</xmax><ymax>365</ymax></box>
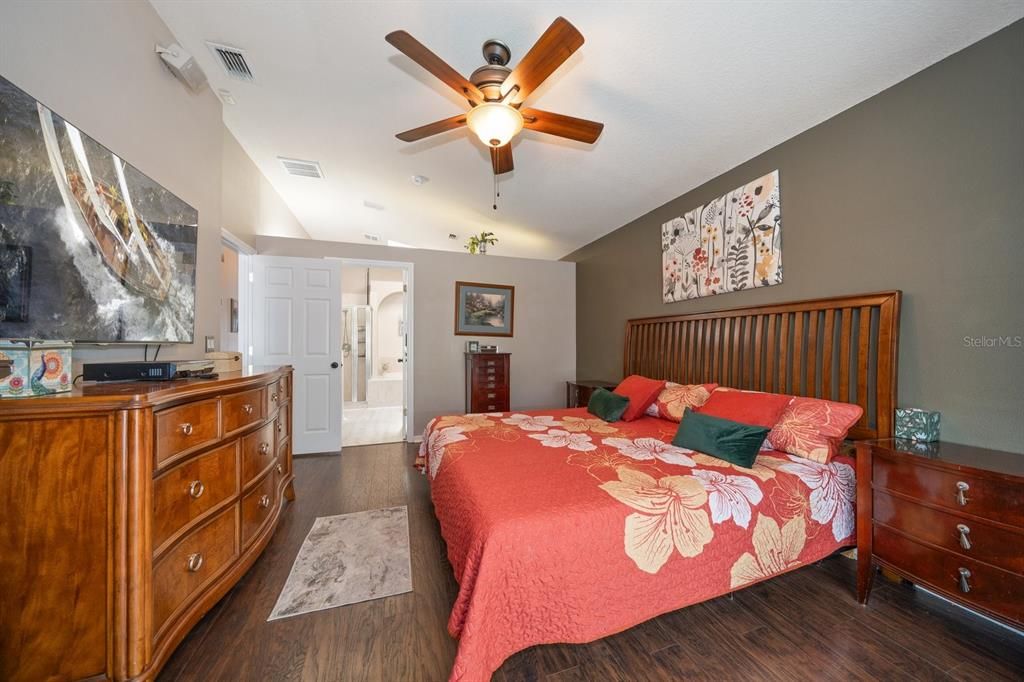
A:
<box><xmin>465</xmin><ymin>231</ymin><xmax>498</xmax><ymax>255</ymax></box>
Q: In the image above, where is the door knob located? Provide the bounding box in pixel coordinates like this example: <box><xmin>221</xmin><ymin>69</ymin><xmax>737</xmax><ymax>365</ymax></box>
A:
<box><xmin>330</xmin><ymin>361</ymin><xmax>339</xmax><ymax>369</ymax></box>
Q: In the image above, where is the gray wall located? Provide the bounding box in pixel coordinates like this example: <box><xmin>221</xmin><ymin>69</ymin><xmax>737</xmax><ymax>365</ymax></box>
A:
<box><xmin>254</xmin><ymin>236</ymin><xmax>576</xmax><ymax>435</ymax></box>
<box><xmin>566</xmin><ymin>20</ymin><xmax>1024</xmax><ymax>453</ymax></box>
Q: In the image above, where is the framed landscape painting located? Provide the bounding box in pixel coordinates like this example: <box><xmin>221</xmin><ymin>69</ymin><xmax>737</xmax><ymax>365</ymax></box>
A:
<box><xmin>454</xmin><ymin>281</ymin><xmax>514</xmax><ymax>337</ymax></box>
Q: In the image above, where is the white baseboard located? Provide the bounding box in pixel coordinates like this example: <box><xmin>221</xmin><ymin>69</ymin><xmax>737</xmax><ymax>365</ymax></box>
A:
<box><xmin>408</xmin><ymin>435</ymin><xmax>423</xmax><ymax>443</ymax></box>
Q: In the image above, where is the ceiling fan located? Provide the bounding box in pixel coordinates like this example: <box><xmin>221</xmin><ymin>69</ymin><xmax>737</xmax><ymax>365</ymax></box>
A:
<box><xmin>385</xmin><ymin>17</ymin><xmax>604</xmax><ymax>176</ymax></box>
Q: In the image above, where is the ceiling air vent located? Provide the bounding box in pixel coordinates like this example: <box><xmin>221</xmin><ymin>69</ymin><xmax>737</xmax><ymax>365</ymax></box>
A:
<box><xmin>206</xmin><ymin>41</ymin><xmax>254</xmax><ymax>81</ymax></box>
<box><xmin>278</xmin><ymin>157</ymin><xmax>324</xmax><ymax>179</ymax></box>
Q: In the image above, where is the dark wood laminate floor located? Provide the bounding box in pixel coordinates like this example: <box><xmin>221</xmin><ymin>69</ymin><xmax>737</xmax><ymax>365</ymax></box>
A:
<box><xmin>160</xmin><ymin>443</ymin><xmax>1024</xmax><ymax>682</ymax></box>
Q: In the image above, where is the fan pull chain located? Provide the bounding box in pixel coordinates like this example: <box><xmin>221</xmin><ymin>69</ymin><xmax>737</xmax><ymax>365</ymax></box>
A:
<box><xmin>493</xmin><ymin>173</ymin><xmax>498</xmax><ymax>211</ymax></box>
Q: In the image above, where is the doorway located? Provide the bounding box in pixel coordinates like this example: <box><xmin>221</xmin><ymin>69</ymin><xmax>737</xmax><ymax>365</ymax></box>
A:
<box><xmin>340</xmin><ymin>262</ymin><xmax>411</xmax><ymax>447</ymax></box>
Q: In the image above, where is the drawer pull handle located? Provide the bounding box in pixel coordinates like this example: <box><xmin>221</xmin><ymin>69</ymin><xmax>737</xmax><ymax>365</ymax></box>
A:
<box><xmin>258</xmin><ymin>494</ymin><xmax>271</xmax><ymax>509</ymax></box>
<box><xmin>186</xmin><ymin>552</ymin><xmax>204</xmax><ymax>573</ymax></box>
<box><xmin>276</xmin><ymin>463</ymin><xmax>284</xmax><ymax>475</ymax></box>
<box><xmin>487</xmin><ymin>405</ymin><xmax>496</xmax><ymax>411</ymax></box>
<box><xmin>188</xmin><ymin>480</ymin><xmax>205</xmax><ymax>499</ymax></box>
<box><xmin>243</xmin><ymin>404</ymin><xmax>254</xmax><ymax>415</ymax></box>
<box><xmin>260</xmin><ymin>442</ymin><xmax>270</xmax><ymax>455</ymax></box>
<box><xmin>487</xmin><ymin>393</ymin><xmax>496</xmax><ymax>399</ymax></box>
<box><xmin>271</xmin><ymin>393</ymin><xmax>279</xmax><ymax>402</ymax></box>
<box><xmin>955</xmin><ymin>481</ymin><xmax>969</xmax><ymax>506</ymax></box>
<box><xmin>180</xmin><ymin>422</ymin><xmax>193</xmax><ymax>436</ymax></box>
<box><xmin>957</xmin><ymin>567</ymin><xmax>972</xmax><ymax>593</ymax></box>
<box><xmin>957</xmin><ymin>524</ymin><xmax>972</xmax><ymax>551</ymax></box>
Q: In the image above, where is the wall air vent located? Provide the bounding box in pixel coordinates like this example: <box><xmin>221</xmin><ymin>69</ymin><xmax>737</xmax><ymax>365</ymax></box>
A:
<box><xmin>278</xmin><ymin>157</ymin><xmax>324</xmax><ymax>179</ymax></box>
<box><xmin>206</xmin><ymin>41</ymin><xmax>255</xmax><ymax>81</ymax></box>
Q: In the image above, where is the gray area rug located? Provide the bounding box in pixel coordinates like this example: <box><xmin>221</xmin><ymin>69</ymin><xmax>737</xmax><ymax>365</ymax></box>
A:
<box><xmin>268</xmin><ymin>506</ymin><xmax>412</xmax><ymax>621</ymax></box>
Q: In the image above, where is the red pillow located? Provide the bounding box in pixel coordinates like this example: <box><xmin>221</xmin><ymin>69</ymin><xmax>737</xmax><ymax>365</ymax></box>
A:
<box><xmin>696</xmin><ymin>388</ymin><xmax>792</xmax><ymax>429</ymax></box>
<box><xmin>768</xmin><ymin>397</ymin><xmax>863</xmax><ymax>463</ymax></box>
<box><xmin>613</xmin><ymin>375</ymin><xmax>666</xmax><ymax>421</ymax></box>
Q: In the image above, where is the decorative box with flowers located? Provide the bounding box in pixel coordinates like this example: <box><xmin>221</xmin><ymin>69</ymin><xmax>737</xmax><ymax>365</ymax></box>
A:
<box><xmin>894</xmin><ymin>407</ymin><xmax>941</xmax><ymax>442</ymax></box>
<box><xmin>0</xmin><ymin>340</ymin><xmax>73</xmax><ymax>397</ymax></box>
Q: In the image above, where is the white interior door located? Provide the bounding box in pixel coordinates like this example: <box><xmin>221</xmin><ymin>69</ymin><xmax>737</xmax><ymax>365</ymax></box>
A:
<box><xmin>251</xmin><ymin>255</ymin><xmax>342</xmax><ymax>454</ymax></box>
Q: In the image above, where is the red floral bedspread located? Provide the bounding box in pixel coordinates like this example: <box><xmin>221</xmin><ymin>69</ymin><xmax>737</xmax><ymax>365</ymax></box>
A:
<box><xmin>417</xmin><ymin>408</ymin><xmax>856</xmax><ymax>682</ymax></box>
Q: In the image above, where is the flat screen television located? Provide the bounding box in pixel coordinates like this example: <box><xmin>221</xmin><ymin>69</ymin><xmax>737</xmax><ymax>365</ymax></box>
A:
<box><xmin>0</xmin><ymin>73</ymin><xmax>198</xmax><ymax>343</ymax></box>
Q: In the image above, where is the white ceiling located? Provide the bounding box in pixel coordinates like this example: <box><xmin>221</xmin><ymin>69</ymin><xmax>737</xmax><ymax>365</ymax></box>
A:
<box><xmin>151</xmin><ymin>1</ymin><xmax>1023</xmax><ymax>260</ymax></box>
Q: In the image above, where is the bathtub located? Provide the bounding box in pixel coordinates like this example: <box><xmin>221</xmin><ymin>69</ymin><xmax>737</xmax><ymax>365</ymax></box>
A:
<box><xmin>366</xmin><ymin>371</ymin><xmax>403</xmax><ymax>407</ymax></box>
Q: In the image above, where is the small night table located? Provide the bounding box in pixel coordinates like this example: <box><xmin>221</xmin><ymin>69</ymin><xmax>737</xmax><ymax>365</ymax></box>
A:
<box><xmin>565</xmin><ymin>380</ymin><xmax>617</xmax><ymax>409</ymax></box>
<box><xmin>856</xmin><ymin>438</ymin><xmax>1024</xmax><ymax>630</ymax></box>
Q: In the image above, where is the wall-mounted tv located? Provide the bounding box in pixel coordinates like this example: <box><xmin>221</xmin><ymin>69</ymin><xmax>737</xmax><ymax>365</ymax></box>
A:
<box><xmin>0</xmin><ymin>73</ymin><xmax>198</xmax><ymax>343</ymax></box>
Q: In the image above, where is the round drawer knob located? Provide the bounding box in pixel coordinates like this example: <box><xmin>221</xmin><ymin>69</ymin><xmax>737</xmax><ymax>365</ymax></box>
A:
<box><xmin>260</xmin><ymin>442</ymin><xmax>270</xmax><ymax>455</ymax></box>
<box><xmin>258</xmin><ymin>494</ymin><xmax>271</xmax><ymax>509</ymax></box>
<box><xmin>188</xmin><ymin>480</ymin><xmax>205</xmax><ymax>499</ymax></box>
<box><xmin>271</xmin><ymin>393</ymin><xmax>279</xmax><ymax>402</ymax></box>
<box><xmin>276</xmin><ymin>463</ymin><xmax>284</xmax><ymax>475</ymax></box>
<box><xmin>180</xmin><ymin>422</ymin><xmax>193</xmax><ymax>436</ymax></box>
<box><xmin>243</xmin><ymin>404</ymin><xmax>254</xmax><ymax>415</ymax></box>
<box><xmin>186</xmin><ymin>552</ymin><xmax>204</xmax><ymax>573</ymax></box>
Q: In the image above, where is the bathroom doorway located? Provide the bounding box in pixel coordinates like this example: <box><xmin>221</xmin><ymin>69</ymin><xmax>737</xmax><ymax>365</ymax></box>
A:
<box><xmin>339</xmin><ymin>260</ymin><xmax>412</xmax><ymax>447</ymax></box>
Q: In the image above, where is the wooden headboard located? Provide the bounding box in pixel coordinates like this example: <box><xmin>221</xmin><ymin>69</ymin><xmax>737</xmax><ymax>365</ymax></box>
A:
<box><xmin>623</xmin><ymin>291</ymin><xmax>901</xmax><ymax>440</ymax></box>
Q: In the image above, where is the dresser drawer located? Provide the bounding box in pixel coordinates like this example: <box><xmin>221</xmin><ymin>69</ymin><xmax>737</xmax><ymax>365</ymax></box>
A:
<box><xmin>153</xmin><ymin>441</ymin><xmax>239</xmax><ymax>555</ymax></box>
<box><xmin>241</xmin><ymin>420</ymin><xmax>276</xmax><ymax>488</ymax></box>
<box><xmin>873</xmin><ymin>455</ymin><xmax>1024</xmax><ymax>527</ymax></box>
<box><xmin>223</xmin><ymin>387</ymin><xmax>265</xmax><ymax>435</ymax></box>
<box><xmin>152</xmin><ymin>505</ymin><xmax>239</xmax><ymax>638</ymax></box>
<box><xmin>874</xmin><ymin>491</ymin><xmax>1024</xmax><ymax>575</ymax></box>
<box><xmin>472</xmin><ymin>373</ymin><xmax>508</xmax><ymax>391</ymax></box>
<box><xmin>280</xmin><ymin>373</ymin><xmax>292</xmax><ymax>402</ymax></box>
<box><xmin>276</xmin><ymin>439</ymin><xmax>291</xmax><ymax>479</ymax></box>
<box><xmin>155</xmin><ymin>398</ymin><xmax>221</xmax><ymax>467</ymax></box>
<box><xmin>266</xmin><ymin>380</ymin><xmax>283</xmax><ymax>415</ymax></box>
<box><xmin>473</xmin><ymin>365</ymin><xmax>506</xmax><ymax>382</ymax></box>
<box><xmin>277</xmin><ymin>404</ymin><xmax>291</xmax><ymax>443</ymax></box>
<box><xmin>241</xmin><ymin>470</ymin><xmax>279</xmax><ymax>547</ymax></box>
<box><xmin>471</xmin><ymin>396</ymin><xmax>509</xmax><ymax>413</ymax></box>
<box><xmin>874</xmin><ymin>525</ymin><xmax>1024</xmax><ymax>624</ymax></box>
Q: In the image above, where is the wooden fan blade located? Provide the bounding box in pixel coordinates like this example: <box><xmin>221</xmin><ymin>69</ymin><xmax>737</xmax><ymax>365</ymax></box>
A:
<box><xmin>520</xmin><ymin>108</ymin><xmax>604</xmax><ymax>144</ymax></box>
<box><xmin>500</xmin><ymin>17</ymin><xmax>584</xmax><ymax>105</ymax></box>
<box><xmin>490</xmin><ymin>144</ymin><xmax>514</xmax><ymax>175</ymax></box>
<box><xmin>386</xmin><ymin>30</ymin><xmax>484</xmax><ymax>104</ymax></box>
<box><xmin>396</xmin><ymin>114</ymin><xmax>468</xmax><ymax>142</ymax></box>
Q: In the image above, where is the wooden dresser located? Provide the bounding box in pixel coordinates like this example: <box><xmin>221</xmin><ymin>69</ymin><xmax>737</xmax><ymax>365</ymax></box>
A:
<box><xmin>0</xmin><ymin>367</ymin><xmax>294</xmax><ymax>681</ymax></box>
<box><xmin>856</xmin><ymin>439</ymin><xmax>1024</xmax><ymax>628</ymax></box>
<box><xmin>465</xmin><ymin>352</ymin><xmax>510</xmax><ymax>413</ymax></box>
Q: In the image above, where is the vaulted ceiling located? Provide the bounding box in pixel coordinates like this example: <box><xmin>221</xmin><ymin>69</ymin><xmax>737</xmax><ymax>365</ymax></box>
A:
<box><xmin>151</xmin><ymin>1</ymin><xmax>1023</xmax><ymax>259</ymax></box>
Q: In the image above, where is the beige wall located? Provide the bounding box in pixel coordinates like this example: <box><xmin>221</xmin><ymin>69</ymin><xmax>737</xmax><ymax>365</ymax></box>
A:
<box><xmin>1</xmin><ymin>0</ymin><xmax>221</xmax><ymax>364</ymax></box>
<box><xmin>222</xmin><ymin>127</ymin><xmax>309</xmax><ymax>245</ymax></box>
<box><xmin>219</xmin><ymin>246</ymin><xmax>239</xmax><ymax>352</ymax></box>
<box><xmin>566</xmin><ymin>20</ymin><xmax>1024</xmax><ymax>453</ymax></box>
<box><xmin>1</xmin><ymin>0</ymin><xmax>307</xmax><ymax>364</ymax></box>
<box><xmin>253</xmin><ymin>236</ymin><xmax>576</xmax><ymax>435</ymax></box>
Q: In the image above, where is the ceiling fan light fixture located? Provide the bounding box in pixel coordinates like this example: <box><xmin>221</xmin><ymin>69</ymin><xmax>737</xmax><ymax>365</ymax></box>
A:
<box><xmin>466</xmin><ymin>102</ymin><xmax>523</xmax><ymax>148</ymax></box>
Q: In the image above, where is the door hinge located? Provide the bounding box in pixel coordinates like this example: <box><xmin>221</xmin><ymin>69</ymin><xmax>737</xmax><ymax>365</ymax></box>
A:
<box><xmin>403</xmin><ymin>407</ymin><xmax>407</xmax><ymax>416</ymax></box>
<box><xmin>403</xmin><ymin>283</ymin><xmax>407</xmax><ymax>293</ymax></box>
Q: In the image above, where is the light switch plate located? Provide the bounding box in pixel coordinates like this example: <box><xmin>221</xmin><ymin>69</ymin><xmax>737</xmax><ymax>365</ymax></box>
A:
<box><xmin>205</xmin><ymin>335</ymin><xmax>215</xmax><ymax>353</ymax></box>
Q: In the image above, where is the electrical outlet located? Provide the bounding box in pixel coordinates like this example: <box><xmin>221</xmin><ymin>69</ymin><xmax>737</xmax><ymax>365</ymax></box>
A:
<box><xmin>205</xmin><ymin>335</ymin><xmax>215</xmax><ymax>353</ymax></box>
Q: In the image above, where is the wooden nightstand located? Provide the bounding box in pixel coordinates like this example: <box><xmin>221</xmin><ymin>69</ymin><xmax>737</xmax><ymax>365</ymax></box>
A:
<box><xmin>856</xmin><ymin>439</ymin><xmax>1024</xmax><ymax>629</ymax></box>
<box><xmin>565</xmin><ymin>380</ymin><xmax>617</xmax><ymax>408</ymax></box>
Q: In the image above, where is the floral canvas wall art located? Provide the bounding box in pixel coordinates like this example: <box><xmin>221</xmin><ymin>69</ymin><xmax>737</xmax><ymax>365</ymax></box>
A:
<box><xmin>662</xmin><ymin>170</ymin><xmax>781</xmax><ymax>302</ymax></box>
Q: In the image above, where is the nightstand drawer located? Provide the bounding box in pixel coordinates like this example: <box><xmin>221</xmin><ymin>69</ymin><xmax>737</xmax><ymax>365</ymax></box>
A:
<box><xmin>873</xmin><ymin>455</ymin><xmax>1024</xmax><ymax>527</ymax></box>
<box><xmin>874</xmin><ymin>525</ymin><xmax>1024</xmax><ymax>624</ymax></box>
<box><xmin>874</xmin><ymin>491</ymin><xmax>1024</xmax><ymax>575</ymax></box>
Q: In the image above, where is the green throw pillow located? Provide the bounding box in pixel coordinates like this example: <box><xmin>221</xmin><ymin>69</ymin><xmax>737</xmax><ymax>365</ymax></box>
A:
<box><xmin>587</xmin><ymin>387</ymin><xmax>630</xmax><ymax>423</ymax></box>
<box><xmin>672</xmin><ymin>408</ymin><xmax>769</xmax><ymax>468</ymax></box>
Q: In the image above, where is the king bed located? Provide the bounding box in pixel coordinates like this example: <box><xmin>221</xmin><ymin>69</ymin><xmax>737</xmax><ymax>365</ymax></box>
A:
<box><xmin>419</xmin><ymin>292</ymin><xmax>901</xmax><ymax>681</ymax></box>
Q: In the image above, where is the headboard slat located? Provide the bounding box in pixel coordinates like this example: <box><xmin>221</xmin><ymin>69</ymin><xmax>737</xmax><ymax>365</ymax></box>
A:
<box><xmin>624</xmin><ymin>291</ymin><xmax>901</xmax><ymax>440</ymax></box>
